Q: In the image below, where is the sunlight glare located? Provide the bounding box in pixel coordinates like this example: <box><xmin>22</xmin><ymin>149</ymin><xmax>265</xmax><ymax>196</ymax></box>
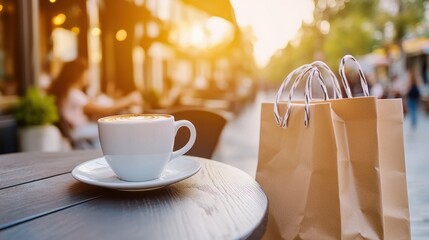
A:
<box><xmin>52</xmin><ymin>13</ymin><xmax>66</xmax><ymax>26</ymax></box>
<box><xmin>190</xmin><ymin>25</ymin><xmax>205</xmax><ymax>48</ymax></box>
<box><xmin>319</xmin><ymin>20</ymin><xmax>330</xmax><ymax>35</ymax></box>
<box><xmin>172</xmin><ymin>18</ymin><xmax>234</xmax><ymax>50</ymax></box>
<box><xmin>116</xmin><ymin>29</ymin><xmax>127</xmax><ymax>41</ymax></box>
<box><xmin>91</xmin><ymin>27</ymin><xmax>101</xmax><ymax>36</ymax></box>
<box><xmin>231</xmin><ymin>0</ymin><xmax>314</xmax><ymax>67</ymax></box>
<box><xmin>71</xmin><ymin>27</ymin><xmax>80</xmax><ymax>35</ymax></box>
<box><xmin>206</xmin><ymin>16</ymin><xmax>234</xmax><ymax>46</ymax></box>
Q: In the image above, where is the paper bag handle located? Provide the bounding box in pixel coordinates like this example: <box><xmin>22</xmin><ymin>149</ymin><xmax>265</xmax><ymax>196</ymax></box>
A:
<box><xmin>311</xmin><ymin>61</ymin><xmax>343</xmax><ymax>99</ymax></box>
<box><xmin>339</xmin><ymin>54</ymin><xmax>370</xmax><ymax>98</ymax></box>
<box><xmin>283</xmin><ymin>68</ymin><xmax>326</xmax><ymax>128</ymax></box>
<box><xmin>274</xmin><ymin>59</ymin><xmax>343</xmax><ymax>127</ymax></box>
<box><xmin>274</xmin><ymin>61</ymin><xmax>340</xmax><ymax>108</ymax></box>
<box><xmin>274</xmin><ymin>66</ymin><xmax>327</xmax><ymax>128</ymax></box>
<box><xmin>274</xmin><ymin>64</ymin><xmax>312</xmax><ymax>125</ymax></box>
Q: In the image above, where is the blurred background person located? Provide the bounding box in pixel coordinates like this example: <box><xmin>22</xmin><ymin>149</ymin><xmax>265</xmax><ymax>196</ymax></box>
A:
<box><xmin>368</xmin><ymin>73</ymin><xmax>386</xmax><ymax>99</ymax></box>
<box><xmin>387</xmin><ymin>75</ymin><xmax>404</xmax><ymax>99</ymax></box>
<box><xmin>405</xmin><ymin>67</ymin><xmax>423</xmax><ymax>129</ymax></box>
<box><xmin>48</xmin><ymin>58</ymin><xmax>142</xmax><ymax>148</ymax></box>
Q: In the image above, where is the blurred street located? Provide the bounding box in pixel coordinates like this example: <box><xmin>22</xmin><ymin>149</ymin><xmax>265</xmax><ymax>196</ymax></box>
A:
<box><xmin>404</xmin><ymin>103</ymin><xmax>429</xmax><ymax>239</ymax></box>
<box><xmin>214</xmin><ymin>90</ymin><xmax>429</xmax><ymax>239</ymax></box>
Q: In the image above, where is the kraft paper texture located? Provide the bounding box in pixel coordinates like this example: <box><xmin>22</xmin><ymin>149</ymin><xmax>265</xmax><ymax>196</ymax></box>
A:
<box><xmin>257</xmin><ymin>97</ymin><xmax>410</xmax><ymax>239</ymax></box>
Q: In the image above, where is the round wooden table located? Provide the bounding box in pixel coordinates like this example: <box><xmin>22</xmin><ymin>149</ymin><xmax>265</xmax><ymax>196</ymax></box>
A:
<box><xmin>0</xmin><ymin>150</ymin><xmax>268</xmax><ymax>239</ymax></box>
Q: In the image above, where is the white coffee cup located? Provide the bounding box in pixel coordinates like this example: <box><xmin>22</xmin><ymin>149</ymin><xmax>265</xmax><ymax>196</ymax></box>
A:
<box><xmin>98</xmin><ymin>113</ymin><xmax>196</xmax><ymax>182</ymax></box>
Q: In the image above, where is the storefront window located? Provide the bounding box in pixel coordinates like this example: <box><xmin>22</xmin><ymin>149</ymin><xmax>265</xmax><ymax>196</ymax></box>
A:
<box><xmin>0</xmin><ymin>0</ymin><xmax>18</xmax><ymax>96</ymax></box>
<box><xmin>38</xmin><ymin>0</ymin><xmax>88</xmax><ymax>87</ymax></box>
<box><xmin>52</xmin><ymin>27</ymin><xmax>78</xmax><ymax>61</ymax></box>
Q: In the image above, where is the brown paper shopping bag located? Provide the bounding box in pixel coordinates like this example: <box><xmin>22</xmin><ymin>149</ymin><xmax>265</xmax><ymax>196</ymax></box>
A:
<box><xmin>257</xmin><ymin>66</ymin><xmax>342</xmax><ymax>239</ymax></box>
<box><xmin>339</xmin><ymin>55</ymin><xmax>410</xmax><ymax>239</ymax></box>
<box><xmin>257</xmin><ymin>58</ymin><xmax>404</xmax><ymax>239</ymax></box>
<box><xmin>377</xmin><ymin>99</ymin><xmax>411</xmax><ymax>239</ymax></box>
<box><xmin>328</xmin><ymin>96</ymin><xmax>385</xmax><ymax>239</ymax></box>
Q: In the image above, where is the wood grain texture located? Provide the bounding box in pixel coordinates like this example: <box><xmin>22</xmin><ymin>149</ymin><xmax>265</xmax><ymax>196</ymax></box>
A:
<box><xmin>0</xmin><ymin>149</ymin><xmax>102</xmax><ymax>189</ymax></box>
<box><xmin>0</xmin><ymin>174</ymin><xmax>108</xmax><ymax>229</ymax></box>
<box><xmin>0</xmin><ymin>155</ymin><xmax>268</xmax><ymax>240</ymax></box>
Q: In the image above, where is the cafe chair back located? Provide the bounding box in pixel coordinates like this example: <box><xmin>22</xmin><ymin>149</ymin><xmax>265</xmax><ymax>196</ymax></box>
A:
<box><xmin>171</xmin><ymin>109</ymin><xmax>227</xmax><ymax>159</ymax></box>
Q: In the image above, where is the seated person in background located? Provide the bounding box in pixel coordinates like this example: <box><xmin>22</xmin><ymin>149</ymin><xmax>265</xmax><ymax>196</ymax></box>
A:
<box><xmin>48</xmin><ymin>58</ymin><xmax>142</xmax><ymax>147</ymax></box>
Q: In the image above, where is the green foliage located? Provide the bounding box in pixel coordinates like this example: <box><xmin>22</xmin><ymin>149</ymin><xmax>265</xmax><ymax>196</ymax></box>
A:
<box><xmin>262</xmin><ymin>0</ymin><xmax>427</xmax><ymax>84</ymax></box>
<box><xmin>393</xmin><ymin>0</ymin><xmax>425</xmax><ymax>41</ymax></box>
<box><xmin>330</xmin><ymin>0</ymin><xmax>377</xmax><ymax>20</ymax></box>
<box><xmin>323</xmin><ymin>13</ymin><xmax>375</xmax><ymax>70</ymax></box>
<box><xmin>13</xmin><ymin>87</ymin><xmax>59</xmax><ymax>126</ymax></box>
<box><xmin>263</xmin><ymin>24</ymin><xmax>320</xmax><ymax>83</ymax></box>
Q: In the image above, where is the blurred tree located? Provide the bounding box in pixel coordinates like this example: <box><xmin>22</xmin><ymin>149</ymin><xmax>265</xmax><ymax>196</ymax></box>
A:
<box><xmin>322</xmin><ymin>11</ymin><xmax>375</xmax><ymax>70</ymax></box>
<box><xmin>263</xmin><ymin>0</ymin><xmax>377</xmax><ymax>83</ymax></box>
<box><xmin>387</xmin><ymin>0</ymin><xmax>425</xmax><ymax>43</ymax></box>
<box><xmin>262</xmin><ymin>0</ymin><xmax>427</xmax><ymax>84</ymax></box>
<box><xmin>263</xmin><ymin>23</ymin><xmax>320</xmax><ymax>84</ymax></box>
<box><xmin>375</xmin><ymin>0</ymin><xmax>426</xmax><ymax>75</ymax></box>
<box><xmin>315</xmin><ymin>0</ymin><xmax>377</xmax><ymax>71</ymax></box>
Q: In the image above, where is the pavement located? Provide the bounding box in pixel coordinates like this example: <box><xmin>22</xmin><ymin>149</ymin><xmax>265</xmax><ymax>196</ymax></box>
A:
<box><xmin>213</xmin><ymin>91</ymin><xmax>429</xmax><ymax>239</ymax></box>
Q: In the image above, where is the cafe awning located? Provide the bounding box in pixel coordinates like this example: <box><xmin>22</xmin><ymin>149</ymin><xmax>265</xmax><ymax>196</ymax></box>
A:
<box><xmin>403</xmin><ymin>37</ymin><xmax>429</xmax><ymax>57</ymax></box>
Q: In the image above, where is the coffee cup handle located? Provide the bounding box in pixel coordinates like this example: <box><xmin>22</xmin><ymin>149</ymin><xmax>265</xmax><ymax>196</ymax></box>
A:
<box><xmin>171</xmin><ymin>120</ymin><xmax>196</xmax><ymax>160</ymax></box>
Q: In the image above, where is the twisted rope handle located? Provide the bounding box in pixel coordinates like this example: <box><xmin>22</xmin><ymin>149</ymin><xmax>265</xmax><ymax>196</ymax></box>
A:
<box><xmin>311</xmin><ymin>61</ymin><xmax>342</xmax><ymax>99</ymax></box>
<box><xmin>278</xmin><ymin>66</ymin><xmax>316</xmax><ymax>128</ymax></box>
<box><xmin>282</xmin><ymin>68</ymin><xmax>327</xmax><ymax>128</ymax></box>
<box><xmin>274</xmin><ymin>61</ymin><xmax>337</xmax><ymax>128</ymax></box>
<box><xmin>339</xmin><ymin>55</ymin><xmax>370</xmax><ymax>97</ymax></box>
<box><xmin>290</xmin><ymin>68</ymin><xmax>329</xmax><ymax>128</ymax></box>
<box><xmin>274</xmin><ymin>64</ymin><xmax>312</xmax><ymax>125</ymax></box>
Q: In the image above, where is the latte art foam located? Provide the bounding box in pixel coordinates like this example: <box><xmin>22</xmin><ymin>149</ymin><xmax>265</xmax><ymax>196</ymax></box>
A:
<box><xmin>100</xmin><ymin>114</ymin><xmax>170</xmax><ymax>122</ymax></box>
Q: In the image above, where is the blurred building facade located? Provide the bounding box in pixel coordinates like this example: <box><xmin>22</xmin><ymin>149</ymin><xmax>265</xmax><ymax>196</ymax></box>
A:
<box><xmin>0</xmin><ymin>0</ymin><xmax>256</xmax><ymax>112</ymax></box>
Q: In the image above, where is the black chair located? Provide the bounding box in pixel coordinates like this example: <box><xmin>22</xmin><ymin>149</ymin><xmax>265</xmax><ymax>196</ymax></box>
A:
<box><xmin>0</xmin><ymin>115</ymin><xmax>18</xmax><ymax>153</ymax></box>
<box><xmin>171</xmin><ymin>109</ymin><xmax>227</xmax><ymax>159</ymax></box>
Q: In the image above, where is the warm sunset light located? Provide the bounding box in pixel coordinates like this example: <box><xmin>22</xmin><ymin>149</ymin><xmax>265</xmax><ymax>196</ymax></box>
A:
<box><xmin>146</xmin><ymin>21</ymin><xmax>160</xmax><ymax>38</ymax></box>
<box><xmin>116</xmin><ymin>29</ymin><xmax>127</xmax><ymax>41</ymax></box>
<box><xmin>52</xmin><ymin>13</ymin><xmax>66</xmax><ymax>26</ymax></box>
<box><xmin>91</xmin><ymin>27</ymin><xmax>101</xmax><ymax>36</ymax></box>
<box><xmin>319</xmin><ymin>20</ymin><xmax>330</xmax><ymax>35</ymax></box>
<box><xmin>206</xmin><ymin>16</ymin><xmax>234</xmax><ymax>46</ymax></box>
<box><xmin>2</xmin><ymin>2</ymin><xmax>426</xmax><ymax>238</ymax></box>
<box><xmin>171</xmin><ymin>16</ymin><xmax>234</xmax><ymax>50</ymax></box>
<box><xmin>71</xmin><ymin>27</ymin><xmax>80</xmax><ymax>35</ymax></box>
<box><xmin>190</xmin><ymin>25</ymin><xmax>205</xmax><ymax>48</ymax></box>
<box><xmin>231</xmin><ymin>0</ymin><xmax>314</xmax><ymax>67</ymax></box>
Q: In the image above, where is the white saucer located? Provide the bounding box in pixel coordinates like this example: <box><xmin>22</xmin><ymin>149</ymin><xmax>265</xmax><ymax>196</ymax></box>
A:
<box><xmin>72</xmin><ymin>156</ymin><xmax>201</xmax><ymax>191</ymax></box>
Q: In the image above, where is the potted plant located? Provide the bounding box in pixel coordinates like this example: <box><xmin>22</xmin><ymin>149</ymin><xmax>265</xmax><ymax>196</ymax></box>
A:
<box><xmin>12</xmin><ymin>87</ymin><xmax>63</xmax><ymax>152</ymax></box>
